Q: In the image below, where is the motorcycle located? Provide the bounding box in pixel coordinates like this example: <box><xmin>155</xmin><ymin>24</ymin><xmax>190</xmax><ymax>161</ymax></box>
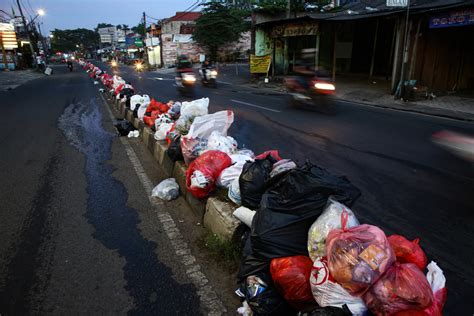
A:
<box><xmin>176</xmin><ymin>72</ymin><xmax>196</xmax><ymax>96</ymax></box>
<box><xmin>199</xmin><ymin>67</ymin><xmax>218</xmax><ymax>88</ymax></box>
<box><xmin>284</xmin><ymin>75</ymin><xmax>336</xmax><ymax>108</ymax></box>
<box><xmin>111</xmin><ymin>60</ymin><xmax>118</xmax><ymax>70</ymax></box>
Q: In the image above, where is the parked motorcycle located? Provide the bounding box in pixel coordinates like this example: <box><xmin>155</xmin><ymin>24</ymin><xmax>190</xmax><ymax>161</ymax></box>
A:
<box><xmin>284</xmin><ymin>74</ymin><xmax>336</xmax><ymax>108</ymax></box>
<box><xmin>176</xmin><ymin>72</ymin><xmax>196</xmax><ymax>97</ymax></box>
<box><xmin>199</xmin><ymin>67</ymin><xmax>218</xmax><ymax>88</ymax></box>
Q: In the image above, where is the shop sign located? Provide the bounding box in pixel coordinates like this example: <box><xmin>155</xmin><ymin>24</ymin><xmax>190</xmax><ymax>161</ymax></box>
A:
<box><xmin>429</xmin><ymin>8</ymin><xmax>474</xmax><ymax>28</ymax></box>
<box><xmin>272</xmin><ymin>22</ymin><xmax>318</xmax><ymax>37</ymax></box>
<box><xmin>386</xmin><ymin>0</ymin><xmax>407</xmax><ymax>7</ymax></box>
<box><xmin>250</xmin><ymin>54</ymin><xmax>271</xmax><ymax>74</ymax></box>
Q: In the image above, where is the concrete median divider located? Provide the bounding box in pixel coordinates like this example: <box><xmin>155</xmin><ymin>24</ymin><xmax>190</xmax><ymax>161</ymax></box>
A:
<box><xmin>204</xmin><ymin>198</ymin><xmax>240</xmax><ymax>241</ymax></box>
<box><xmin>110</xmin><ymin>98</ymin><xmax>240</xmax><ymax>241</ymax></box>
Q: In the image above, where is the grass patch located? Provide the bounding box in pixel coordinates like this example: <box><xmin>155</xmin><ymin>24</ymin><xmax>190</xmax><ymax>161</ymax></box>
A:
<box><xmin>198</xmin><ymin>229</ymin><xmax>241</xmax><ymax>271</ymax></box>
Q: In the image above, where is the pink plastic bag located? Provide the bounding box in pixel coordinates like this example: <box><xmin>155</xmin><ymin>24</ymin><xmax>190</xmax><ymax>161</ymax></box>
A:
<box><xmin>326</xmin><ymin>213</ymin><xmax>395</xmax><ymax>296</ymax></box>
<box><xmin>185</xmin><ymin>151</ymin><xmax>232</xmax><ymax>198</ymax></box>
<box><xmin>388</xmin><ymin>235</ymin><xmax>427</xmax><ymax>271</ymax></box>
<box><xmin>363</xmin><ymin>263</ymin><xmax>434</xmax><ymax>316</ymax></box>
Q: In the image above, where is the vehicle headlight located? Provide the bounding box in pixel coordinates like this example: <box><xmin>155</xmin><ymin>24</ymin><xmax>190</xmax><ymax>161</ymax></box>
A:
<box><xmin>183</xmin><ymin>74</ymin><xmax>196</xmax><ymax>82</ymax></box>
<box><xmin>314</xmin><ymin>82</ymin><xmax>335</xmax><ymax>91</ymax></box>
<box><xmin>210</xmin><ymin>70</ymin><xmax>218</xmax><ymax>76</ymax></box>
<box><xmin>135</xmin><ymin>63</ymin><xmax>143</xmax><ymax>70</ymax></box>
<box><xmin>111</xmin><ymin>61</ymin><xmax>117</xmax><ymax>67</ymax></box>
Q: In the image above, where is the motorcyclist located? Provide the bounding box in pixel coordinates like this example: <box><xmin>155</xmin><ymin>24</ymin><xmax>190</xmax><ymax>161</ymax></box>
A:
<box><xmin>200</xmin><ymin>59</ymin><xmax>213</xmax><ymax>81</ymax></box>
<box><xmin>67</xmin><ymin>59</ymin><xmax>73</xmax><ymax>72</ymax></box>
<box><xmin>292</xmin><ymin>48</ymin><xmax>317</xmax><ymax>92</ymax></box>
<box><xmin>176</xmin><ymin>54</ymin><xmax>193</xmax><ymax>86</ymax></box>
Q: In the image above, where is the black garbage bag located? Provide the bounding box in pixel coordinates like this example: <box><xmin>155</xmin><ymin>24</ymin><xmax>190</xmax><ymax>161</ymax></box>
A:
<box><xmin>239</xmin><ymin>155</ymin><xmax>278</xmax><ymax>209</ymax></box>
<box><xmin>113</xmin><ymin>120</ymin><xmax>136</xmax><ymax>136</ymax></box>
<box><xmin>309</xmin><ymin>305</ymin><xmax>352</xmax><ymax>316</ymax></box>
<box><xmin>167</xmin><ymin>135</ymin><xmax>184</xmax><ymax>162</ymax></box>
<box><xmin>250</xmin><ymin>163</ymin><xmax>361</xmax><ymax>260</ymax></box>
<box><xmin>239</xmin><ymin>272</ymin><xmax>297</xmax><ymax>316</ymax></box>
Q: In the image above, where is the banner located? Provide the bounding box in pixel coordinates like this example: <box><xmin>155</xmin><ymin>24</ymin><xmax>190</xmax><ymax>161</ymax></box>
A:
<box><xmin>250</xmin><ymin>54</ymin><xmax>271</xmax><ymax>74</ymax></box>
<box><xmin>429</xmin><ymin>9</ymin><xmax>474</xmax><ymax>28</ymax></box>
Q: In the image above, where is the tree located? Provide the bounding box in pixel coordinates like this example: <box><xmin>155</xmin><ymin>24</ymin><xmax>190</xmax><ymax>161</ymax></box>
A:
<box><xmin>193</xmin><ymin>2</ymin><xmax>250</xmax><ymax>61</ymax></box>
<box><xmin>132</xmin><ymin>22</ymin><xmax>146</xmax><ymax>36</ymax></box>
<box><xmin>51</xmin><ymin>28</ymin><xmax>99</xmax><ymax>52</ymax></box>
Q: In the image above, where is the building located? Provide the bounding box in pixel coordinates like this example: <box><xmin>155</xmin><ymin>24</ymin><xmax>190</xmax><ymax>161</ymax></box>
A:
<box><xmin>98</xmin><ymin>26</ymin><xmax>117</xmax><ymax>46</ymax></box>
<box><xmin>161</xmin><ymin>11</ymin><xmax>202</xmax><ymax>66</ymax></box>
<box><xmin>253</xmin><ymin>0</ymin><xmax>474</xmax><ymax>93</ymax></box>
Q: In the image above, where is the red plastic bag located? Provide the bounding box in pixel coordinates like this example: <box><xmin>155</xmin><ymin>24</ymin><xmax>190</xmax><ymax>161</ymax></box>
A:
<box><xmin>146</xmin><ymin>98</ymin><xmax>169</xmax><ymax>114</ymax></box>
<box><xmin>255</xmin><ymin>150</ymin><xmax>282</xmax><ymax>161</ymax></box>
<box><xmin>327</xmin><ymin>213</ymin><xmax>395</xmax><ymax>296</ymax></box>
<box><xmin>143</xmin><ymin>110</ymin><xmax>161</xmax><ymax>127</ymax></box>
<box><xmin>363</xmin><ymin>263</ymin><xmax>434</xmax><ymax>316</ymax></box>
<box><xmin>186</xmin><ymin>151</ymin><xmax>232</xmax><ymax>198</ymax></box>
<box><xmin>388</xmin><ymin>235</ymin><xmax>427</xmax><ymax>271</ymax></box>
<box><xmin>395</xmin><ymin>261</ymin><xmax>447</xmax><ymax>316</ymax></box>
<box><xmin>114</xmin><ymin>83</ymin><xmax>124</xmax><ymax>95</ymax></box>
<box><xmin>270</xmin><ymin>256</ymin><xmax>316</xmax><ymax>311</ymax></box>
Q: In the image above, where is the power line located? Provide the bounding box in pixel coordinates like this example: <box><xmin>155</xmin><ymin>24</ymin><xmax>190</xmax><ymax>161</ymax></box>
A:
<box><xmin>172</xmin><ymin>0</ymin><xmax>204</xmax><ymax>21</ymax></box>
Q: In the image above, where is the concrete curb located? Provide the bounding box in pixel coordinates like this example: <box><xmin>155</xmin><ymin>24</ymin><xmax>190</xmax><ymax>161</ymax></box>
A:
<box><xmin>109</xmin><ymin>93</ymin><xmax>240</xmax><ymax>240</ymax></box>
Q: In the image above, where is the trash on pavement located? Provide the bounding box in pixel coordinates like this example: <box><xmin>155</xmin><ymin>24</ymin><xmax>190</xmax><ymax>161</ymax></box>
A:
<box><xmin>270</xmin><ymin>256</ymin><xmax>317</xmax><ymax>311</ymax></box>
<box><xmin>130</xmin><ymin>94</ymin><xmax>150</xmax><ymax>111</ymax></box>
<box><xmin>233</xmin><ymin>206</ymin><xmax>256</xmax><ymax>227</ymax></box>
<box><xmin>151</xmin><ymin>178</ymin><xmax>180</xmax><ymax>201</ymax></box>
<box><xmin>308</xmin><ymin>199</ymin><xmax>359</xmax><ymax>261</ymax></box>
<box><xmin>255</xmin><ymin>150</ymin><xmax>282</xmax><ymax>161</ymax></box>
<box><xmin>308</xmin><ymin>305</ymin><xmax>353</xmax><ymax>316</ymax></box>
<box><xmin>363</xmin><ymin>262</ymin><xmax>434</xmax><ymax>315</ymax></box>
<box><xmin>236</xmin><ymin>301</ymin><xmax>252</xmax><ymax>316</ymax></box>
<box><xmin>44</xmin><ymin>67</ymin><xmax>52</xmax><ymax>75</ymax></box>
<box><xmin>154</xmin><ymin>113</ymin><xmax>173</xmax><ymax>131</ymax></box>
<box><xmin>326</xmin><ymin>221</ymin><xmax>395</xmax><ymax>296</ymax></box>
<box><xmin>269</xmin><ymin>159</ymin><xmax>297</xmax><ymax>178</ymax></box>
<box><xmin>127</xmin><ymin>130</ymin><xmax>139</xmax><ymax>138</ymax></box>
<box><xmin>167</xmin><ymin>135</ymin><xmax>184</xmax><ymax>162</ymax></box>
<box><xmin>310</xmin><ymin>257</ymin><xmax>367</xmax><ymax>315</ymax></box>
<box><xmin>206</xmin><ymin>131</ymin><xmax>238</xmax><ymax>155</ymax></box>
<box><xmin>114</xmin><ymin>120</ymin><xmax>136</xmax><ymax>136</ymax></box>
<box><xmin>388</xmin><ymin>234</ymin><xmax>428</xmax><ymax>271</ymax></box>
<box><xmin>185</xmin><ymin>150</ymin><xmax>232</xmax><ymax>198</ymax></box>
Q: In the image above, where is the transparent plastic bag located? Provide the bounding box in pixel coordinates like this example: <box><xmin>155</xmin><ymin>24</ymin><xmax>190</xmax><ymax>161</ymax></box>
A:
<box><xmin>308</xmin><ymin>199</ymin><xmax>359</xmax><ymax>261</ymax></box>
<box><xmin>206</xmin><ymin>131</ymin><xmax>238</xmax><ymax>155</ymax></box>
<box><xmin>181</xmin><ymin>110</ymin><xmax>234</xmax><ymax>165</ymax></box>
<box><xmin>154</xmin><ymin>123</ymin><xmax>174</xmax><ymax>141</ymax></box>
<box><xmin>270</xmin><ymin>159</ymin><xmax>297</xmax><ymax>178</ymax></box>
<box><xmin>180</xmin><ymin>97</ymin><xmax>209</xmax><ymax>117</ymax></box>
<box><xmin>151</xmin><ymin>178</ymin><xmax>180</xmax><ymax>201</ymax></box>
<box><xmin>228</xmin><ymin>178</ymin><xmax>242</xmax><ymax>205</ymax></box>
<box><xmin>326</xmin><ymin>216</ymin><xmax>395</xmax><ymax>296</ymax></box>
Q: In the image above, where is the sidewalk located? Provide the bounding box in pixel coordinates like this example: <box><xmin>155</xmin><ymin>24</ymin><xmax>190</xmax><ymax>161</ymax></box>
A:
<box><xmin>0</xmin><ymin>69</ymin><xmax>45</xmax><ymax>91</ymax></box>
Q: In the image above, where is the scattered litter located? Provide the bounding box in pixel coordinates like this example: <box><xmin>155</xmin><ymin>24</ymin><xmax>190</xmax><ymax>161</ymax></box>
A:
<box><xmin>114</xmin><ymin>120</ymin><xmax>136</xmax><ymax>136</ymax></box>
<box><xmin>233</xmin><ymin>206</ymin><xmax>255</xmax><ymax>227</ymax></box>
<box><xmin>94</xmin><ymin>81</ymin><xmax>99</xmax><ymax>85</ymax></box>
<box><xmin>151</xmin><ymin>178</ymin><xmax>180</xmax><ymax>201</ymax></box>
<box><xmin>127</xmin><ymin>130</ymin><xmax>140</xmax><ymax>138</ymax></box>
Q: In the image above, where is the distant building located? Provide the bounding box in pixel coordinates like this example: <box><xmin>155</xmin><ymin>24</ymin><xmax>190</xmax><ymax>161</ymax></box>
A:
<box><xmin>98</xmin><ymin>26</ymin><xmax>117</xmax><ymax>46</ymax></box>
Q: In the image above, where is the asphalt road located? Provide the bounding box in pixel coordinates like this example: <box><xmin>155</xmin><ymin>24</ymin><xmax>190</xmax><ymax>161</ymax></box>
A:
<box><xmin>105</xmin><ymin>63</ymin><xmax>474</xmax><ymax>315</ymax></box>
<box><xmin>0</xmin><ymin>66</ymin><xmax>204</xmax><ymax>314</ymax></box>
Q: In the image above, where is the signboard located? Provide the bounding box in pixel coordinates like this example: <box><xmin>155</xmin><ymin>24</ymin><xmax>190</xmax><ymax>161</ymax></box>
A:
<box><xmin>271</xmin><ymin>22</ymin><xmax>318</xmax><ymax>38</ymax></box>
<box><xmin>386</xmin><ymin>0</ymin><xmax>408</xmax><ymax>7</ymax></box>
<box><xmin>0</xmin><ymin>30</ymin><xmax>18</xmax><ymax>50</ymax></box>
<box><xmin>0</xmin><ymin>23</ymin><xmax>14</xmax><ymax>31</ymax></box>
<box><xmin>429</xmin><ymin>9</ymin><xmax>474</xmax><ymax>28</ymax></box>
<box><xmin>173</xmin><ymin>34</ymin><xmax>193</xmax><ymax>43</ymax></box>
<box><xmin>250</xmin><ymin>54</ymin><xmax>271</xmax><ymax>74</ymax></box>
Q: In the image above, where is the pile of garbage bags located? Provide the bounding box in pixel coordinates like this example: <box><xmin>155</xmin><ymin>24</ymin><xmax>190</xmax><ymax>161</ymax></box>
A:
<box><xmin>80</xmin><ymin>61</ymin><xmax>447</xmax><ymax>316</ymax></box>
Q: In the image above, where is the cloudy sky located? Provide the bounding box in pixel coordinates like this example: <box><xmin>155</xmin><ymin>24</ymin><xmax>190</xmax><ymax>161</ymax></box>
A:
<box><xmin>1</xmin><ymin>0</ymin><xmax>199</xmax><ymax>34</ymax></box>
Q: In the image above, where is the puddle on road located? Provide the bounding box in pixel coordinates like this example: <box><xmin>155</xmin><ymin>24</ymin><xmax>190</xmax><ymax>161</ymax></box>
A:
<box><xmin>58</xmin><ymin>100</ymin><xmax>201</xmax><ymax>314</ymax></box>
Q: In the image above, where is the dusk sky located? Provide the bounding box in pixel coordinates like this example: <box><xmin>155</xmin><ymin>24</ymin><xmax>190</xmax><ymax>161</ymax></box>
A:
<box><xmin>1</xmin><ymin>0</ymin><xmax>199</xmax><ymax>34</ymax></box>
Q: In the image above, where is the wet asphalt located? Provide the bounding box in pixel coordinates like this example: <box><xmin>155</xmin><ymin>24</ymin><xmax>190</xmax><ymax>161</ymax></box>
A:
<box><xmin>0</xmin><ymin>66</ymin><xmax>201</xmax><ymax>314</ymax></box>
<box><xmin>104</xmin><ymin>63</ymin><xmax>474</xmax><ymax>315</ymax></box>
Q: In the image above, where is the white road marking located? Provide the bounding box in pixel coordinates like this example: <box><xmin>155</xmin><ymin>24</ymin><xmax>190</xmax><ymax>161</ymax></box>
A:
<box><xmin>230</xmin><ymin>99</ymin><xmax>281</xmax><ymax>113</ymax></box>
<box><xmin>151</xmin><ymin>77</ymin><xmax>175</xmax><ymax>81</ymax></box>
<box><xmin>217</xmin><ymin>81</ymin><xmax>232</xmax><ymax>85</ymax></box>
<box><xmin>98</xmin><ymin>93</ymin><xmax>227</xmax><ymax>315</ymax></box>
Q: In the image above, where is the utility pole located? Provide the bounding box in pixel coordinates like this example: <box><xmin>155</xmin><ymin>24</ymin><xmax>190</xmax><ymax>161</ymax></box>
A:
<box><xmin>143</xmin><ymin>12</ymin><xmax>148</xmax><ymax>66</ymax></box>
<box><xmin>16</xmin><ymin>0</ymin><xmax>37</xmax><ymax>68</ymax></box>
<box><xmin>397</xmin><ymin>0</ymin><xmax>411</xmax><ymax>100</ymax></box>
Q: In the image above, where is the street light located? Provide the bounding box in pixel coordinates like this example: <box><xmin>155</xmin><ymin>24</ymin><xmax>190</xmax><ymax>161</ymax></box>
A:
<box><xmin>37</xmin><ymin>9</ymin><xmax>45</xmax><ymax>16</ymax></box>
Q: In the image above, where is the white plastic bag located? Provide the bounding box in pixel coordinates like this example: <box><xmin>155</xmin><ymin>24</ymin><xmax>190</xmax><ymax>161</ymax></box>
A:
<box><xmin>181</xmin><ymin>110</ymin><xmax>234</xmax><ymax>165</ymax></box>
<box><xmin>154</xmin><ymin>123</ymin><xmax>174</xmax><ymax>141</ymax></box>
<box><xmin>310</xmin><ymin>257</ymin><xmax>367</xmax><ymax>316</ymax></box>
<box><xmin>130</xmin><ymin>94</ymin><xmax>150</xmax><ymax>111</ymax></box>
<box><xmin>180</xmin><ymin>97</ymin><xmax>209</xmax><ymax>117</ymax></box>
<box><xmin>151</xmin><ymin>178</ymin><xmax>180</xmax><ymax>201</ymax></box>
<box><xmin>233</xmin><ymin>206</ymin><xmax>256</xmax><ymax>227</ymax></box>
<box><xmin>154</xmin><ymin>113</ymin><xmax>173</xmax><ymax>131</ymax></box>
<box><xmin>137</xmin><ymin>100</ymin><xmax>151</xmax><ymax>120</ymax></box>
<box><xmin>427</xmin><ymin>261</ymin><xmax>446</xmax><ymax>294</ymax></box>
<box><xmin>206</xmin><ymin>131</ymin><xmax>238</xmax><ymax>155</ymax></box>
<box><xmin>307</xmin><ymin>199</ymin><xmax>359</xmax><ymax>261</ymax></box>
<box><xmin>190</xmin><ymin>170</ymin><xmax>211</xmax><ymax>189</ymax></box>
<box><xmin>217</xmin><ymin>153</ymin><xmax>253</xmax><ymax>188</ymax></box>
<box><xmin>228</xmin><ymin>178</ymin><xmax>241</xmax><ymax>205</ymax></box>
